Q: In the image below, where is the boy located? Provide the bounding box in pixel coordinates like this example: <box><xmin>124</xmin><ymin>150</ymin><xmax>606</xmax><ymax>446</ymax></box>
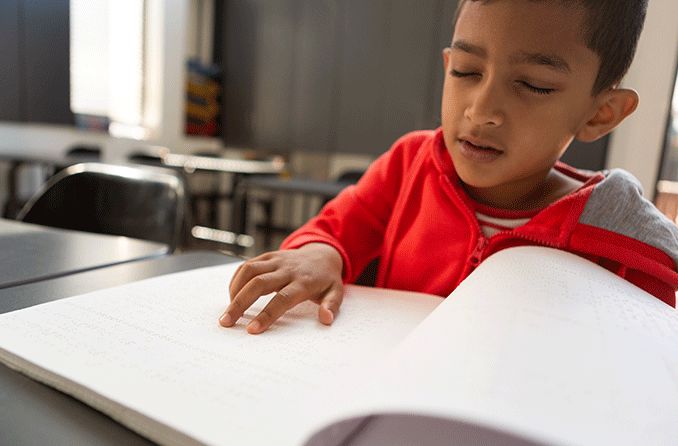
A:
<box><xmin>220</xmin><ymin>0</ymin><xmax>678</xmax><ymax>334</ymax></box>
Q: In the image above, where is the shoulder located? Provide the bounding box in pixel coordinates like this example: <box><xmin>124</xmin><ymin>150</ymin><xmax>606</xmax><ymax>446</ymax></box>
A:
<box><xmin>369</xmin><ymin>129</ymin><xmax>441</xmax><ymax>175</ymax></box>
<box><xmin>580</xmin><ymin>169</ymin><xmax>678</xmax><ymax>265</ymax></box>
<box><xmin>392</xmin><ymin>129</ymin><xmax>438</xmax><ymax>148</ymax></box>
<box><xmin>387</xmin><ymin>129</ymin><xmax>439</xmax><ymax>160</ymax></box>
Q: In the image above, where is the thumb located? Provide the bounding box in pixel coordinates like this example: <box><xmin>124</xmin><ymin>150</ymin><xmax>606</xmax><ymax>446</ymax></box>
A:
<box><xmin>318</xmin><ymin>285</ymin><xmax>343</xmax><ymax>325</ymax></box>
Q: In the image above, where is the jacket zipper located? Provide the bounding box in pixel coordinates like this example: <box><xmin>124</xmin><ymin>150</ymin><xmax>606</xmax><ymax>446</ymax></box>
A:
<box><xmin>494</xmin><ymin>230</ymin><xmax>560</xmax><ymax>249</ymax></box>
<box><xmin>443</xmin><ymin>173</ymin><xmax>561</xmax><ymax>269</ymax></box>
<box><xmin>469</xmin><ymin>236</ymin><xmax>488</xmax><ymax>267</ymax></box>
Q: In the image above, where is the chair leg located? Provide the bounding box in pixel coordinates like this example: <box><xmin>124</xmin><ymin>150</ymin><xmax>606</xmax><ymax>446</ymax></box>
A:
<box><xmin>3</xmin><ymin>161</ymin><xmax>23</xmax><ymax>219</ymax></box>
<box><xmin>231</xmin><ymin>174</ymin><xmax>248</xmax><ymax>235</ymax></box>
<box><xmin>262</xmin><ymin>198</ymin><xmax>274</xmax><ymax>251</ymax></box>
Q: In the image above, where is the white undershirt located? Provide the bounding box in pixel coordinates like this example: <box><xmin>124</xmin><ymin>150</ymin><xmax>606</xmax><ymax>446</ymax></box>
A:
<box><xmin>475</xmin><ymin>211</ymin><xmax>532</xmax><ymax>237</ymax></box>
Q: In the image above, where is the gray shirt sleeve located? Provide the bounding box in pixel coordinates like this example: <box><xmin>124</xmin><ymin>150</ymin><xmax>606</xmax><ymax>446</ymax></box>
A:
<box><xmin>579</xmin><ymin>169</ymin><xmax>678</xmax><ymax>269</ymax></box>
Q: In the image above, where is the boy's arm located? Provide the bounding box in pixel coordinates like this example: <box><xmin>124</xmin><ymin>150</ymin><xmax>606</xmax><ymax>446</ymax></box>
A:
<box><xmin>572</xmin><ymin>169</ymin><xmax>678</xmax><ymax>306</ymax></box>
<box><xmin>219</xmin><ymin>160</ymin><xmax>399</xmax><ymax>334</ymax></box>
<box><xmin>218</xmin><ymin>130</ymin><xmax>430</xmax><ymax>334</ymax></box>
<box><xmin>281</xmin><ymin>132</ymin><xmax>424</xmax><ymax>282</ymax></box>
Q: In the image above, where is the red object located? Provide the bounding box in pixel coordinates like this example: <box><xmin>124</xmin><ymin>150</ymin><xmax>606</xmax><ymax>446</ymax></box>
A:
<box><xmin>282</xmin><ymin>129</ymin><xmax>678</xmax><ymax>306</ymax></box>
<box><xmin>185</xmin><ymin>120</ymin><xmax>219</xmax><ymax>136</ymax></box>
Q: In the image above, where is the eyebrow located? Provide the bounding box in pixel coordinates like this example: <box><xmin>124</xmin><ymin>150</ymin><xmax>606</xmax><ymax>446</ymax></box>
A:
<box><xmin>451</xmin><ymin>39</ymin><xmax>572</xmax><ymax>74</ymax></box>
<box><xmin>510</xmin><ymin>51</ymin><xmax>572</xmax><ymax>74</ymax></box>
<box><xmin>451</xmin><ymin>40</ymin><xmax>487</xmax><ymax>58</ymax></box>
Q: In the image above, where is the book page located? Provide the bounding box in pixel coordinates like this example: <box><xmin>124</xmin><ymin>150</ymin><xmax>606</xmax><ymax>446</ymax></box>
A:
<box><xmin>306</xmin><ymin>247</ymin><xmax>678</xmax><ymax>446</ymax></box>
<box><xmin>0</xmin><ymin>262</ymin><xmax>441</xmax><ymax>446</ymax></box>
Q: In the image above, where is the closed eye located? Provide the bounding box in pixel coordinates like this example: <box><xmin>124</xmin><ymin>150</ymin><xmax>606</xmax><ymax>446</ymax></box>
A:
<box><xmin>451</xmin><ymin>69</ymin><xmax>479</xmax><ymax>78</ymax></box>
<box><xmin>519</xmin><ymin>81</ymin><xmax>555</xmax><ymax>95</ymax></box>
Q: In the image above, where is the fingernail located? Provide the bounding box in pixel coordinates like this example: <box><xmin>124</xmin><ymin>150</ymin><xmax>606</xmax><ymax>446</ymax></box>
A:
<box><xmin>321</xmin><ymin>307</ymin><xmax>334</xmax><ymax>324</ymax></box>
<box><xmin>219</xmin><ymin>313</ymin><xmax>233</xmax><ymax>326</ymax></box>
<box><xmin>247</xmin><ymin>320</ymin><xmax>261</xmax><ymax>333</ymax></box>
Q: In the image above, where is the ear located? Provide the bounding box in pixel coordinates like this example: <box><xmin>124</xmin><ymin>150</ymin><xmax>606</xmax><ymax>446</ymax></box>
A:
<box><xmin>576</xmin><ymin>88</ymin><xmax>639</xmax><ymax>142</ymax></box>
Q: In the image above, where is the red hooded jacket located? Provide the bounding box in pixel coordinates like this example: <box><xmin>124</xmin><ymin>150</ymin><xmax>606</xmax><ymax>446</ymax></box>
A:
<box><xmin>282</xmin><ymin>129</ymin><xmax>678</xmax><ymax>306</ymax></box>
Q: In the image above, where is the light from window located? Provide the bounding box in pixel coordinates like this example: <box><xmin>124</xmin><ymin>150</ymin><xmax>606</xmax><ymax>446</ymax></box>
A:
<box><xmin>70</xmin><ymin>0</ymin><xmax>145</xmax><ymax>137</ymax></box>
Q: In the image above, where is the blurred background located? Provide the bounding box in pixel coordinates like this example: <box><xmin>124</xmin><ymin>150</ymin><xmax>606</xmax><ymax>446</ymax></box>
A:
<box><xmin>0</xmin><ymin>0</ymin><xmax>676</xmax><ymax>257</ymax></box>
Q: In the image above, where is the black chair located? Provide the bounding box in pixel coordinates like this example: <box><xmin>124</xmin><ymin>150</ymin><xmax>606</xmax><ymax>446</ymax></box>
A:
<box><xmin>17</xmin><ymin>163</ymin><xmax>186</xmax><ymax>253</ymax></box>
<box><xmin>185</xmin><ymin>150</ymin><xmax>227</xmax><ymax>228</ymax></box>
<box><xmin>2</xmin><ymin>145</ymin><xmax>104</xmax><ymax>219</ymax></box>
<box><xmin>54</xmin><ymin>144</ymin><xmax>103</xmax><ymax>172</ymax></box>
<box><xmin>127</xmin><ymin>145</ymin><xmax>168</xmax><ymax>166</ymax></box>
<box><xmin>65</xmin><ymin>144</ymin><xmax>102</xmax><ymax>160</ymax></box>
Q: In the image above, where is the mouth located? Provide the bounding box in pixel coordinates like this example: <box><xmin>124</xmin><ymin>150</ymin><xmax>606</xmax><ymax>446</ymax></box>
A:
<box><xmin>457</xmin><ymin>138</ymin><xmax>504</xmax><ymax>162</ymax></box>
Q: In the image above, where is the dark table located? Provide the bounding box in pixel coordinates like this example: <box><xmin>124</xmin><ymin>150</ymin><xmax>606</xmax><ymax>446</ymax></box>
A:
<box><xmin>162</xmin><ymin>153</ymin><xmax>286</xmax><ymax>237</ymax></box>
<box><xmin>245</xmin><ymin>176</ymin><xmax>352</xmax><ymax>198</ymax></box>
<box><xmin>237</xmin><ymin>176</ymin><xmax>355</xmax><ymax>250</ymax></box>
<box><xmin>0</xmin><ymin>250</ymin><xmax>238</xmax><ymax>445</ymax></box>
<box><xmin>0</xmin><ymin>219</ymin><xmax>168</xmax><ymax>289</ymax></box>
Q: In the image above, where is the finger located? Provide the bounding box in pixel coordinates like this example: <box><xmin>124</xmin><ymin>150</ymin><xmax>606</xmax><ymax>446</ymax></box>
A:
<box><xmin>247</xmin><ymin>283</ymin><xmax>306</xmax><ymax>334</ymax></box>
<box><xmin>220</xmin><ymin>272</ymin><xmax>289</xmax><ymax>327</ymax></box>
<box><xmin>228</xmin><ymin>259</ymin><xmax>277</xmax><ymax>299</ymax></box>
<box><xmin>318</xmin><ymin>285</ymin><xmax>344</xmax><ymax>325</ymax></box>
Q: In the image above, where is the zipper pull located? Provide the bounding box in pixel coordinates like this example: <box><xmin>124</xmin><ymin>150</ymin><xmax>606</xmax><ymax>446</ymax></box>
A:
<box><xmin>469</xmin><ymin>237</ymin><xmax>488</xmax><ymax>267</ymax></box>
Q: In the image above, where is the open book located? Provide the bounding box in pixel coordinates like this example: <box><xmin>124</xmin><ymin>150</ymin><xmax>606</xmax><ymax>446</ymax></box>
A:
<box><xmin>0</xmin><ymin>247</ymin><xmax>676</xmax><ymax>445</ymax></box>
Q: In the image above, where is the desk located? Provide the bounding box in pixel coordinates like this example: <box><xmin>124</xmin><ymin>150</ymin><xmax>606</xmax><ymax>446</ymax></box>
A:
<box><xmin>245</xmin><ymin>176</ymin><xmax>351</xmax><ymax>197</ymax></box>
<box><xmin>0</xmin><ymin>250</ymin><xmax>238</xmax><ymax>445</ymax></box>
<box><xmin>161</xmin><ymin>154</ymin><xmax>286</xmax><ymax>243</ymax></box>
<box><xmin>0</xmin><ymin>219</ymin><xmax>168</xmax><ymax>289</ymax></box>
<box><xmin>161</xmin><ymin>153</ymin><xmax>284</xmax><ymax>176</ymax></box>
<box><xmin>240</xmin><ymin>176</ymin><xmax>354</xmax><ymax>249</ymax></box>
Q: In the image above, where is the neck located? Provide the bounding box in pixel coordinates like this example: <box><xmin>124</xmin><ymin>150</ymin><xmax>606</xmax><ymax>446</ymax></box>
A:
<box><xmin>462</xmin><ymin>168</ymin><xmax>579</xmax><ymax>210</ymax></box>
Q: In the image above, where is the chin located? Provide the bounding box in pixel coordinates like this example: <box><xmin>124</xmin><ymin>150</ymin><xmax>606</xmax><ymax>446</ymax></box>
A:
<box><xmin>455</xmin><ymin>168</ymin><xmax>499</xmax><ymax>189</ymax></box>
<box><xmin>450</xmin><ymin>156</ymin><xmax>494</xmax><ymax>185</ymax></box>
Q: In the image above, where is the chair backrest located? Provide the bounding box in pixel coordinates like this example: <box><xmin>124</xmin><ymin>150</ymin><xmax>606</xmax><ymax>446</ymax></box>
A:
<box><xmin>17</xmin><ymin>163</ymin><xmax>186</xmax><ymax>253</ymax></box>
<box><xmin>65</xmin><ymin>144</ymin><xmax>102</xmax><ymax>160</ymax></box>
<box><xmin>127</xmin><ymin>145</ymin><xmax>168</xmax><ymax>166</ymax></box>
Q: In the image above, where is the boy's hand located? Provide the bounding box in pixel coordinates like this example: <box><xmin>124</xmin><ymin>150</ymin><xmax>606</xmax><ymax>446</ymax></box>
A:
<box><xmin>219</xmin><ymin>243</ymin><xmax>344</xmax><ymax>334</ymax></box>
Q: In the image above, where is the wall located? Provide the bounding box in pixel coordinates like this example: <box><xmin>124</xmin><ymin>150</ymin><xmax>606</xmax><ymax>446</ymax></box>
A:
<box><xmin>1</xmin><ymin>0</ymin><xmax>676</xmax><ymax>198</ymax></box>
<box><xmin>0</xmin><ymin>0</ymin><xmax>219</xmax><ymax>164</ymax></box>
<box><xmin>605</xmin><ymin>0</ymin><xmax>678</xmax><ymax>197</ymax></box>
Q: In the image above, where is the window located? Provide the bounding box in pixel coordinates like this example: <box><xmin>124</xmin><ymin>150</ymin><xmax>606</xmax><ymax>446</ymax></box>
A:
<box><xmin>652</xmin><ymin>66</ymin><xmax>678</xmax><ymax>222</ymax></box>
<box><xmin>659</xmin><ymin>69</ymin><xmax>678</xmax><ymax>180</ymax></box>
<box><xmin>69</xmin><ymin>0</ymin><xmax>146</xmax><ymax>138</ymax></box>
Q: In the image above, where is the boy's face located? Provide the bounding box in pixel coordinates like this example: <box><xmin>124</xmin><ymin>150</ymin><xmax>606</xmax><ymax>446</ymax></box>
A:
<box><xmin>441</xmin><ymin>0</ymin><xmax>602</xmax><ymax>206</ymax></box>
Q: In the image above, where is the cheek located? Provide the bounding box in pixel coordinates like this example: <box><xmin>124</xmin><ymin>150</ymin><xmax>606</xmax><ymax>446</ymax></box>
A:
<box><xmin>440</xmin><ymin>83</ymin><xmax>457</xmax><ymax>144</ymax></box>
<box><xmin>548</xmin><ymin>95</ymin><xmax>595</xmax><ymax>135</ymax></box>
<box><xmin>523</xmin><ymin>105</ymin><xmax>578</xmax><ymax>143</ymax></box>
<box><xmin>441</xmin><ymin>83</ymin><xmax>452</xmax><ymax>116</ymax></box>
<box><xmin>441</xmin><ymin>84</ymin><xmax>465</xmax><ymax>125</ymax></box>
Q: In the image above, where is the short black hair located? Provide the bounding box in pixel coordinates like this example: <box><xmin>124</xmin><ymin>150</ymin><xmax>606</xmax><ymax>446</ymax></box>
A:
<box><xmin>454</xmin><ymin>0</ymin><xmax>648</xmax><ymax>95</ymax></box>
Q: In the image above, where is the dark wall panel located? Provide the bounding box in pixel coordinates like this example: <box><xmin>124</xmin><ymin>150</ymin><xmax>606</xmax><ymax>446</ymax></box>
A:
<box><xmin>222</xmin><ymin>0</ymin><xmax>257</xmax><ymax>145</ymax></box>
<box><xmin>221</xmin><ymin>0</ymin><xmax>460</xmax><ymax>155</ymax></box>
<box><xmin>335</xmin><ymin>0</ymin><xmax>455</xmax><ymax>155</ymax></box>
<box><xmin>222</xmin><ymin>0</ymin><xmax>300</xmax><ymax>150</ymax></box>
<box><xmin>334</xmin><ymin>0</ymin><xmax>391</xmax><ymax>154</ymax></box>
<box><xmin>561</xmin><ymin>137</ymin><xmax>609</xmax><ymax>171</ymax></box>
<box><xmin>0</xmin><ymin>0</ymin><xmax>22</xmax><ymax>121</ymax></box>
<box><xmin>291</xmin><ymin>0</ymin><xmax>341</xmax><ymax>153</ymax></box>
<box><xmin>247</xmin><ymin>0</ymin><xmax>300</xmax><ymax>149</ymax></box>
<box><xmin>427</xmin><ymin>0</ymin><xmax>458</xmax><ymax>129</ymax></box>
<box><xmin>219</xmin><ymin>0</ymin><xmax>607</xmax><ymax>169</ymax></box>
<box><xmin>381</xmin><ymin>0</ymin><xmax>443</xmax><ymax>148</ymax></box>
<box><xmin>22</xmin><ymin>0</ymin><xmax>72</xmax><ymax>124</ymax></box>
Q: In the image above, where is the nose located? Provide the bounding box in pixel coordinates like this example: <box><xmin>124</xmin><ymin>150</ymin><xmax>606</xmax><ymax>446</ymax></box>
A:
<box><xmin>464</xmin><ymin>79</ymin><xmax>505</xmax><ymax>127</ymax></box>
